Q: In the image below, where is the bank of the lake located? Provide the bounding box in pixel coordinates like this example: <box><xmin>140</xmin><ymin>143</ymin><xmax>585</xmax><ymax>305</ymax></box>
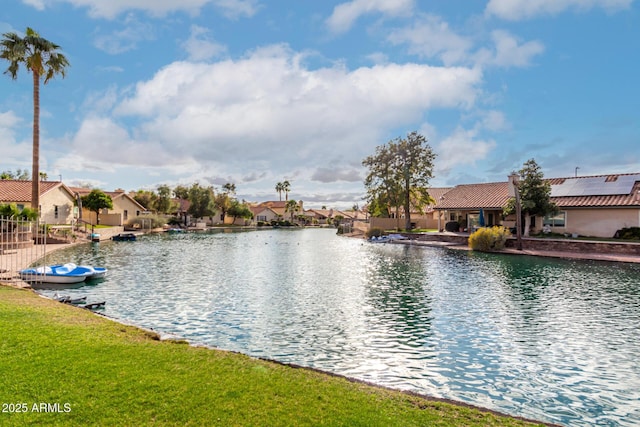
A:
<box><xmin>0</xmin><ymin>285</ymin><xmax>550</xmax><ymax>427</ymax></box>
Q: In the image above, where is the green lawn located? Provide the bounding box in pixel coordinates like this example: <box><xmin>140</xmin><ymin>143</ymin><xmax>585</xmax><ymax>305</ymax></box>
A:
<box><xmin>0</xmin><ymin>286</ymin><xmax>548</xmax><ymax>427</ymax></box>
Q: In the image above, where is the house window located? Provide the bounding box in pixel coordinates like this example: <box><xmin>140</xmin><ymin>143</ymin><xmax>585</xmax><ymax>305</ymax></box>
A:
<box><xmin>54</xmin><ymin>206</ymin><xmax>59</xmax><ymax>219</ymax></box>
<box><xmin>449</xmin><ymin>212</ymin><xmax>456</xmax><ymax>221</ymax></box>
<box><xmin>543</xmin><ymin>212</ymin><xmax>566</xmax><ymax>227</ymax></box>
<box><xmin>124</xmin><ymin>210</ymin><xmax>128</xmax><ymax>220</ymax></box>
<box><xmin>257</xmin><ymin>215</ymin><xmax>267</xmax><ymax>222</ymax></box>
<box><xmin>136</xmin><ymin>210</ymin><xmax>140</xmax><ymax>216</ymax></box>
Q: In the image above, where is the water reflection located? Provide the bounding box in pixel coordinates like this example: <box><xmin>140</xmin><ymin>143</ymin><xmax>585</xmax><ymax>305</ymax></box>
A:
<box><xmin>38</xmin><ymin>229</ymin><xmax>640</xmax><ymax>427</ymax></box>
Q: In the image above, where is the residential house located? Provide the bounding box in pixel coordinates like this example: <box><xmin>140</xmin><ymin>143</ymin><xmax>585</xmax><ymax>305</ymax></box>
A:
<box><xmin>251</xmin><ymin>200</ymin><xmax>303</xmax><ymax>223</ymax></box>
<box><xmin>434</xmin><ymin>173</ymin><xmax>640</xmax><ymax>238</ymax></box>
<box><xmin>69</xmin><ymin>187</ymin><xmax>147</xmax><ymax>226</ymax></box>
<box><xmin>0</xmin><ymin>180</ymin><xmax>76</xmax><ymax>224</ymax></box>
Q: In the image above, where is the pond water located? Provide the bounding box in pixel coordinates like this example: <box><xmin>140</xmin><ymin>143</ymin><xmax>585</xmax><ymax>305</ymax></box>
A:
<box><xmin>37</xmin><ymin>228</ymin><xmax>640</xmax><ymax>426</ymax></box>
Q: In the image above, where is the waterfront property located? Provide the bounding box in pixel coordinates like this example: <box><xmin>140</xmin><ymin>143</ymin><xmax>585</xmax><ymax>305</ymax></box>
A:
<box><xmin>36</xmin><ymin>228</ymin><xmax>640</xmax><ymax>427</ymax></box>
<box><xmin>434</xmin><ymin>173</ymin><xmax>640</xmax><ymax>237</ymax></box>
<box><xmin>0</xmin><ymin>180</ymin><xmax>76</xmax><ymax>224</ymax></box>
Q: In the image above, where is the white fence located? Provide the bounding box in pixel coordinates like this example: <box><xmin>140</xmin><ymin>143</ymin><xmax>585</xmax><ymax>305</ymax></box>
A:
<box><xmin>0</xmin><ymin>216</ymin><xmax>46</xmax><ymax>283</ymax></box>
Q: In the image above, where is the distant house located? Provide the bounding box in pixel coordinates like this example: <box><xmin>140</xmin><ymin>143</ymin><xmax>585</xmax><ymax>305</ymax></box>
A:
<box><xmin>251</xmin><ymin>200</ymin><xmax>303</xmax><ymax>223</ymax></box>
<box><xmin>0</xmin><ymin>180</ymin><xmax>76</xmax><ymax>224</ymax></box>
<box><xmin>69</xmin><ymin>187</ymin><xmax>147</xmax><ymax>226</ymax></box>
<box><xmin>434</xmin><ymin>173</ymin><xmax>640</xmax><ymax>238</ymax></box>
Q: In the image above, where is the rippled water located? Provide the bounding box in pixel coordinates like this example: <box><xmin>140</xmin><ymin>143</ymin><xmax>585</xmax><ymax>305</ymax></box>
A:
<box><xmin>37</xmin><ymin>228</ymin><xmax>640</xmax><ymax>426</ymax></box>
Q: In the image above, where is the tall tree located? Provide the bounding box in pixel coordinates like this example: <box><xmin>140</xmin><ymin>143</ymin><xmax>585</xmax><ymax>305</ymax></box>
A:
<box><xmin>285</xmin><ymin>199</ymin><xmax>300</xmax><ymax>222</ymax></box>
<box><xmin>1</xmin><ymin>27</ymin><xmax>70</xmax><ymax>214</ymax></box>
<box><xmin>215</xmin><ymin>183</ymin><xmax>236</xmax><ymax>222</ymax></box>
<box><xmin>132</xmin><ymin>190</ymin><xmax>157</xmax><ymax>211</ymax></box>
<box><xmin>363</xmin><ymin>131</ymin><xmax>435</xmax><ymax>230</ymax></box>
<box><xmin>155</xmin><ymin>185</ymin><xmax>173</xmax><ymax>214</ymax></box>
<box><xmin>81</xmin><ymin>189</ymin><xmax>113</xmax><ymax>225</ymax></box>
<box><xmin>282</xmin><ymin>180</ymin><xmax>291</xmax><ymax>201</ymax></box>
<box><xmin>187</xmin><ymin>184</ymin><xmax>216</xmax><ymax>219</ymax></box>
<box><xmin>504</xmin><ymin>158</ymin><xmax>557</xmax><ymax>237</ymax></box>
<box><xmin>275</xmin><ymin>182</ymin><xmax>284</xmax><ymax>201</ymax></box>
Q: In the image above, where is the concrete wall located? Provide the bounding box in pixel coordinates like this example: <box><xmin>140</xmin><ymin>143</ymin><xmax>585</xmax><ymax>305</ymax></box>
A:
<box><xmin>370</xmin><ymin>215</ymin><xmax>439</xmax><ymax>231</ymax></box>
<box><xmin>541</xmin><ymin>208</ymin><xmax>640</xmax><ymax>238</ymax></box>
<box><xmin>40</xmin><ymin>190</ymin><xmax>75</xmax><ymax>225</ymax></box>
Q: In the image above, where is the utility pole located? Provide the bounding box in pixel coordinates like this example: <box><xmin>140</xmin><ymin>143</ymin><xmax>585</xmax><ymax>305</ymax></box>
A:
<box><xmin>509</xmin><ymin>173</ymin><xmax>523</xmax><ymax>251</ymax></box>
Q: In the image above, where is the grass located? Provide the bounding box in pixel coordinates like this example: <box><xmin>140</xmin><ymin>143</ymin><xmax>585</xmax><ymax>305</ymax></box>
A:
<box><xmin>0</xmin><ymin>285</ymin><xmax>549</xmax><ymax>427</ymax></box>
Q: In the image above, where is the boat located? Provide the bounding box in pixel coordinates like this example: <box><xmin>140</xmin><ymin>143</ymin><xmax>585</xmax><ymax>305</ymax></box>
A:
<box><xmin>55</xmin><ymin>294</ymin><xmax>87</xmax><ymax>305</ymax></box>
<box><xmin>112</xmin><ymin>233</ymin><xmax>137</xmax><ymax>241</ymax></box>
<box><xmin>20</xmin><ymin>263</ymin><xmax>108</xmax><ymax>284</ymax></box>
<box><xmin>20</xmin><ymin>266</ymin><xmax>89</xmax><ymax>284</ymax></box>
<box><xmin>54</xmin><ymin>263</ymin><xmax>108</xmax><ymax>280</ymax></box>
<box><xmin>368</xmin><ymin>233</ymin><xmax>408</xmax><ymax>244</ymax></box>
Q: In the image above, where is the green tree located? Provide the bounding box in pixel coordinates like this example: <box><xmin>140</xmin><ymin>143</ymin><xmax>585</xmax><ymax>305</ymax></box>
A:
<box><xmin>1</xmin><ymin>169</ymin><xmax>30</xmax><ymax>180</ymax></box>
<box><xmin>0</xmin><ymin>203</ymin><xmax>38</xmax><ymax>220</ymax></box>
<box><xmin>215</xmin><ymin>183</ymin><xmax>236</xmax><ymax>222</ymax></box>
<box><xmin>173</xmin><ymin>185</ymin><xmax>190</xmax><ymax>200</ymax></box>
<box><xmin>282</xmin><ymin>180</ymin><xmax>291</xmax><ymax>201</ymax></box>
<box><xmin>275</xmin><ymin>182</ymin><xmax>284</xmax><ymax>201</ymax></box>
<box><xmin>227</xmin><ymin>199</ymin><xmax>253</xmax><ymax>223</ymax></box>
<box><xmin>285</xmin><ymin>199</ymin><xmax>300</xmax><ymax>222</ymax></box>
<box><xmin>132</xmin><ymin>190</ymin><xmax>157</xmax><ymax>211</ymax></box>
<box><xmin>363</xmin><ymin>131</ymin><xmax>436</xmax><ymax>230</ymax></box>
<box><xmin>503</xmin><ymin>158</ymin><xmax>557</xmax><ymax>237</ymax></box>
<box><xmin>1</xmin><ymin>27</ymin><xmax>70</xmax><ymax>214</ymax></box>
<box><xmin>155</xmin><ymin>185</ymin><xmax>173</xmax><ymax>214</ymax></box>
<box><xmin>81</xmin><ymin>189</ymin><xmax>113</xmax><ymax>225</ymax></box>
<box><xmin>187</xmin><ymin>184</ymin><xmax>216</xmax><ymax>220</ymax></box>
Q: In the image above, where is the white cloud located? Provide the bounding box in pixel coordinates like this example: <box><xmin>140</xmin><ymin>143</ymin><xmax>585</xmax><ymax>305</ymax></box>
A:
<box><xmin>436</xmin><ymin>126</ymin><xmax>497</xmax><ymax>174</ymax></box>
<box><xmin>387</xmin><ymin>14</ymin><xmax>472</xmax><ymax>66</ymax></box>
<box><xmin>0</xmin><ymin>111</ymin><xmax>31</xmax><ymax>165</ymax></box>
<box><xmin>326</xmin><ymin>0</ymin><xmax>415</xmax><ymax>34</ymax></box>
<box><xmin>474</xmin><ymin>30</ymin><xmax>544</xmax><ymax>68</ymax></box>
<box><xmin>26</xmin><ymin>0</ymin><xmax>259</xmax><ymax>20</ymax></box>
<box><xmin>69</xmin><ymin>44</ymin><xmax>481</xmax><ymax>187</ymax></box>
<box><xmin>486</xmin><ymin>0</ymin><xmax>633</xmax><ymax>21</ymax></box>
<box><xmin>182</xmin><ymin>25</ymin><xmax>227</xmax><ymax>61</ymax></box>
<box><xmin>93</xmin><ymin>13</ymin><xmax>155</xmax><ymax>54</ymax></box>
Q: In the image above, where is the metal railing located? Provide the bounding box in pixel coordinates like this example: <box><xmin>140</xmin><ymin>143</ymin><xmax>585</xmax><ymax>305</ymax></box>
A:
<box><xmin>0</xmin><ymin>216</ymin><xmax>46</xmax><ymax>283</ymax></box>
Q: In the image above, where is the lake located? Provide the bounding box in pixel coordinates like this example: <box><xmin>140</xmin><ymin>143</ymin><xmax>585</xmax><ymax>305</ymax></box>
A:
<box><xmin>36</xmin><ymin>228</ymin><xmax>640</xmax><ymax>426</ymax></box>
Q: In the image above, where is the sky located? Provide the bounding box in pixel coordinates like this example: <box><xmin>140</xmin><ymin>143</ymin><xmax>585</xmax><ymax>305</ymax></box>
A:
<box><xmin>1</xmin><ymin>0</ymin><xmax>639</xmax><ymax>209</ymax></box>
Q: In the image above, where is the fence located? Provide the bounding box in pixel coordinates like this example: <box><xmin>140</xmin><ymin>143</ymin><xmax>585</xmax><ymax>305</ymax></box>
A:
<box><xmin>0</xmin><ymin>216</ymin><xmax>46</xmax><ymax>284</ymax></box>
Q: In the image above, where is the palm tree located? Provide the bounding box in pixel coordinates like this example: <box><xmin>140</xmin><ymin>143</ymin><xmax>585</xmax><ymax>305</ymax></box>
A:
<box><xmin>1</xmin><ymin>27</ymin><xmax>70</xmax><ymax>215</ymax></box>
<box><xmin>275</xmin><ymin>182</ymin><xmax>284</xmax><ymax>201</ymax></box>
<box><xmin>282</xmin><ymin>180</ymin><xmax>291</xmax><ymax>201</ymax></box>
<box><xmin>285</xmin><ymin>199</ymin><xmax>299</xmax><ymax>222</ymax></box>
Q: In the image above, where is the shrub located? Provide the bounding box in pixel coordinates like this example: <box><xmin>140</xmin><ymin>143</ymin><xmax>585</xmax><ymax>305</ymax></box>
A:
<box><xmin>614</xmin><ymin>227</ymin><xmax>640</xmax><ymax>240</ymax></box>
<box><xmin>468</xmin><ymin>226</ymin><xmax>511</xmax><ymax>252</ymax></box>
<box><xmin>366</xmin><ymin>227</ymin><xmax>384</xmax><ymax>239</ymax></box>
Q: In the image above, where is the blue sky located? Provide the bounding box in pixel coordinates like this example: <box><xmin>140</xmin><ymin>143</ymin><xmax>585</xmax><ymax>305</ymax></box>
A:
<box><xmin>1</xmin><ymin>0</ymin><xmax>638</xmax><ymax>208</ymax></box>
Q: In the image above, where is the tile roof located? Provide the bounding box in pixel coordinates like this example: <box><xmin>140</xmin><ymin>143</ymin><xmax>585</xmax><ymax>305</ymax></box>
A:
<box><xmin>435</xmin><ymin>182</ymin><xmax>510</xmax><ymax>210</ymax></box>
<box><xmin>0</xmin><ymin>180</ymin><xmax>71</xmax><ymax>203</ymax></box>
<box><xmin>434</xmin><ymin>173</ymin><xmax>640</xmax><ymax>210</ymax></box>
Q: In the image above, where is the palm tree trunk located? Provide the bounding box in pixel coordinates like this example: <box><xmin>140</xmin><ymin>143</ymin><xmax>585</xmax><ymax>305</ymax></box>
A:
<box><xmin>31</xmin><ymin>70</ymin><xmax>40</xmax><ymax>215</ymax></box>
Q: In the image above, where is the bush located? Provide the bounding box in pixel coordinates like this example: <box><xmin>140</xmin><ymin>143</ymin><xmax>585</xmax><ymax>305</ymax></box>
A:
<box><xmin>614</xmin><ymin>227</ymin><xmax>640</xmax><ymax>240</ymax></box>
<box><xmin>127</xmin><ymin>215</ymin><xmax>167</xmax><ymax>229</ymax></box>
<box><xmin>468</xmin><ymin>226</ymin><xmax>511</xmax><ymax>252</ymax></box>
<box><xmin>445</xmin><ymin>221</ymin><xmax>459</xmax><ymax>232</ymax></box>
<box><xmin>366</xmin><ymin>227</ymin><xmax>384</xmax><ymax>239</ymax></box>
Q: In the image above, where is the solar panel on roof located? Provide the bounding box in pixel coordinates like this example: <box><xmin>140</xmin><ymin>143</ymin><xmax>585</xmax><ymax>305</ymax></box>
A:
<box><xmin>551</xmin><ymin>174</ymin><xmax>640</xmax><ymax>197</ymax></box>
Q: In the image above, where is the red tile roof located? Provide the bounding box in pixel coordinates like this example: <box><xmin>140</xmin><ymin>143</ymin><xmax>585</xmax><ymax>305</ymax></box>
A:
<box><xmin>0</xmin><ymin>180</ymin><xmax>71</xmax><ymax>203</ymax></box>
<box><xmin>435</xmin><ymin>182</ymin><xmax>510</xmax><ymax>210</ymax></box>
<box><xmin>435</xmin><ymin>173</ymin><xmax>640</xmax><ymax>210</ymax></box>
